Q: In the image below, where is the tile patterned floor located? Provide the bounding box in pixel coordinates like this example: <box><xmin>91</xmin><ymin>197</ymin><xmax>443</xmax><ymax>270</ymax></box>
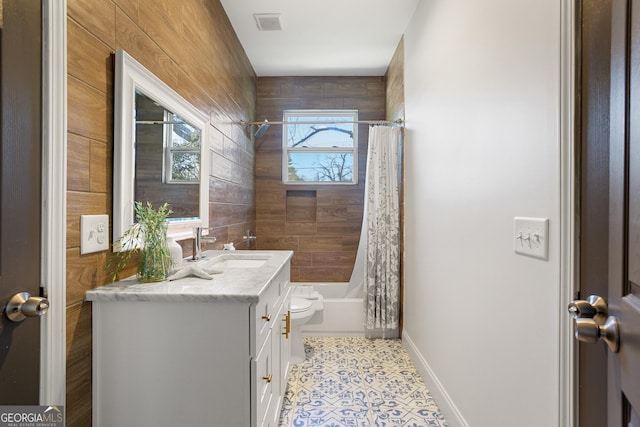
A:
<box><xmin>279</xmin><ymin>337</ymin><xmax>448</xmax><ymax>427</ymax></box>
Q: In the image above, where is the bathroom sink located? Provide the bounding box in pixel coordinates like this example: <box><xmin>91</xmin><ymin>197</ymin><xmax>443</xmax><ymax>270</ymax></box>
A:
<box><xmin>207</xmin><ymin>255</ymin><xmax>270</xmax><ymax>269</ymax></box>
<box><xmin>217</xmin><ymin>258</ymin><xmax>268</xmax><ymax>268</ymax></box>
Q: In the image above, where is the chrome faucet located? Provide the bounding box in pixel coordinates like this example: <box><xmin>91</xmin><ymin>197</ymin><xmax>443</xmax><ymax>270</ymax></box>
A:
<box><xmin>192</xmin><ymin>227</ymin><xmax>217</xmax><ymax>260</ymax></box>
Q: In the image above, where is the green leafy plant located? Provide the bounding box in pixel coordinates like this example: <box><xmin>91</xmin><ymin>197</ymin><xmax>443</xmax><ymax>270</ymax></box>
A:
<box><xmin>107</xmin><ymin>202</ymin><xmax>172</xmax><ymax>282</ymax></box>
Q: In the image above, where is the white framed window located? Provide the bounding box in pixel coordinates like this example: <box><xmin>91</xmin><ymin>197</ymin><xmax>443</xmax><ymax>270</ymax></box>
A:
<box><xmin>163</xmin><ymin>111</ymin><xmax>201</xmax><ymax>184</ymax></box>
<box><xmin>283</xmin><ymin>109</ymin><xmax>358</xmax><ymax>184</ymax></box>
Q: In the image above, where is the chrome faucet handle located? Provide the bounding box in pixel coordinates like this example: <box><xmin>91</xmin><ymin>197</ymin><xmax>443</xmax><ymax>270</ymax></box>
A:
<box><xmin>244</xmin><ymin>229</ymin><xmax>257</xmax><ymax>248</ymax></box>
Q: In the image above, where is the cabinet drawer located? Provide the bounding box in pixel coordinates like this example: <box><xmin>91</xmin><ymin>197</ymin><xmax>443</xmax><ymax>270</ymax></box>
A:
<box><xmin>254</xmin><ymin>329</ymin><xmax>273</xmax><ymax>427</ymax></box>
<box><xmin>255</xmin><ymin>265</ymin><xmax>289</xmax><ymax>352</ymax></box>
<box><xmin>274</xmin><ymin>269</ymin><xmax>290</xmax><ymax>310</ymax></box>
<box><xmin>255</xmin><ymin>280</ymin><xmax>278</xmax><ymax>353</ymax></box>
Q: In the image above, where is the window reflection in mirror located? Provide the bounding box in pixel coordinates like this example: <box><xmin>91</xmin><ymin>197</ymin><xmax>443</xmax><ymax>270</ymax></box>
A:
<box><xmin>135</xmin><ymin>91</ymin><xmax>201</xmax><ymax>220</ymax></box>
<box><xmin>113</xmin><ymin>50</ymin><xmax>209</xmax><ymax>243</ymax></box>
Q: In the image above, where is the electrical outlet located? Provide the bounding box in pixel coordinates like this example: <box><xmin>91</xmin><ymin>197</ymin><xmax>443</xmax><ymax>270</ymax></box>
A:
<box><xmin>81</xmin><ymin>214</ymin><xmax>109</xmax><ymax>254</ymax></box>
<box><xmin>514</xmin><ymin>217</ymin><xmax>549</xmax><ymax>260</ymax></box>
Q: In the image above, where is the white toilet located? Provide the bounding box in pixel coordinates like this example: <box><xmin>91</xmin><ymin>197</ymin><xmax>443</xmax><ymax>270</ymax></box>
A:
<box><xmin>289</xmin><ymin>288</ymin><xmax>324</xmax><ymax>364</ymax></box>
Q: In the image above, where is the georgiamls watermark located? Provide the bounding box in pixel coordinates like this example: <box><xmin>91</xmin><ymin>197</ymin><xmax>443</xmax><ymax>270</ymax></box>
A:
<box><xmin>0</xmin><ymin>406</ymin><xmax>64</xmax><ymax>427</ymax></box>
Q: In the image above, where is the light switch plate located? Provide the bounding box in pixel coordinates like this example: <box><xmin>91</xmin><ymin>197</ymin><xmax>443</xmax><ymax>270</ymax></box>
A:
<box><xmin>514</xmin><ymin>217</ymin><xmax>549</xmax><ymax>260</ymax></box>
<box><xmin>81</xmin><ymin>214</ymin><xmax>109</xmax><ymax>254</ymax></box>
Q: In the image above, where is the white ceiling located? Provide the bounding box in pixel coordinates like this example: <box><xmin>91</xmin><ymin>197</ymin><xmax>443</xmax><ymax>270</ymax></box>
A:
<box><xmin>219</xmin><ymin>0</ymin><xmax>420</xmax><ymax>77</ymax></box>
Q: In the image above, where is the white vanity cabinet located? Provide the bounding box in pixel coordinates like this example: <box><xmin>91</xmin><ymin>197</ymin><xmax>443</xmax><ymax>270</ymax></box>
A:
<box><xmin>251</xmin><ymin>261</ymin><xmax>292</xmax><ymax>427</ymax></box>
<box><xmin>86</xmin><ymin>251</ymin><xmax>292</xmax><ymax>427</ymax></box>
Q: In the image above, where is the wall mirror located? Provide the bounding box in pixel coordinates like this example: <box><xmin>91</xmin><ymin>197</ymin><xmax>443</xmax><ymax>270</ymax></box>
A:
<box><xmin>113</xmin><ymin>50</ymin><xmax>209</xmax><ymax>244</ymax></box>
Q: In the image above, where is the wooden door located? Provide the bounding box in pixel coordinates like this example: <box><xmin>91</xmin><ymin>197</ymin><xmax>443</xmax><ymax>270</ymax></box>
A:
<box><xmin>576</xmin><ymin>1</ymin><xmax>612</xmax><ymax>425</ymax></box>
<box><xmin>608</xmin><ymin>0</ymin><xmax>640</xmax><ymax>424</ymax></box>
<box><xmin>0</xmin><ymin>0</ymin><xmax>43</xmax><ymax>404</ymax></box>
<box><xmin>575</xmin><ymin>0</ymin><xmax>640</xmax><ymax>424</ymax></box>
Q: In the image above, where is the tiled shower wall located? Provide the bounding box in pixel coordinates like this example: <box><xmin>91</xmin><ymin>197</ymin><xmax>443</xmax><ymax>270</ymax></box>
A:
<box><xmin>255</xmin><ymin>77</ymin><xmax>386</xmax><ymax>282</ymax></box>
<box><xmin>65</xmin><ymin>0</ymin><xmax>256</xmax><ymax>424</ymax></box>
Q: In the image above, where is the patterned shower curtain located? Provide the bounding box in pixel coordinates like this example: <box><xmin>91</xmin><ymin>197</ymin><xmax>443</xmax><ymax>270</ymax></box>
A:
<box><xmin>363</xmin><ymin>125</ymin><xmax>401</xmax><ymax>339</ymax></box>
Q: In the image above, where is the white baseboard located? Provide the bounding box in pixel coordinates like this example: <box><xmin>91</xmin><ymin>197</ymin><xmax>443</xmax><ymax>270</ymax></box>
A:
<box><xmin>402</xmin><ymin>330</ymin><xmax>469</xmax><ymax>427</ymax></box>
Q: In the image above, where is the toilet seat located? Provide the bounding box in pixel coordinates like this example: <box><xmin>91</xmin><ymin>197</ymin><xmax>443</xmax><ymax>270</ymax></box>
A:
<box><xmin>290</xmin><ymin>297</ymin><xmax>312</xmax><ymax>314</ymax></box>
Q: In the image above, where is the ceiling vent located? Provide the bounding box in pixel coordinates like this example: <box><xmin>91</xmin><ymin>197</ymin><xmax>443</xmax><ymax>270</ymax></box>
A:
<box><xmin>254</xmin><ymin>14</ymin><xmax>282</xmax><ymax>31</ymax></box>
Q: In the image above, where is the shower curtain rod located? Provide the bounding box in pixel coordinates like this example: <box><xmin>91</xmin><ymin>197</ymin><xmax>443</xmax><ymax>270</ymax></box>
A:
<box><xmin>136</xmin><ymin>120</ymin><xmax>185</xmax><ymax>125</ymax></box>
<box><xmin>239</xmin><ymin>118</ymin><xmax>404</xmax><ymax>127</ymax></box>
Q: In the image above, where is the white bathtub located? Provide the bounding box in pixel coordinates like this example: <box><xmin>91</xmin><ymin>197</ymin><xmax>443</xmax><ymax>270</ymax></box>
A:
<box><xmin>294</xmin><ymin>282</ymin><xmax>364</xmax><ymax>337</ymax></box>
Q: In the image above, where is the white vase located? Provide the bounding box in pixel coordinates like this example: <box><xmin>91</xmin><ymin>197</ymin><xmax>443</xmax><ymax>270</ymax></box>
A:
<box><xmin>167</xmin><ymin>237</ymin><xmax>183</xmax><ymax>270</ymax></box>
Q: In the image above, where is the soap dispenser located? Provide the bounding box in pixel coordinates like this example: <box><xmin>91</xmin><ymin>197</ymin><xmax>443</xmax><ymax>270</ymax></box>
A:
<box><xmin>167</xmin><ymin>237</ymin><xmax>183</xmax><ymax>270</ymax></box>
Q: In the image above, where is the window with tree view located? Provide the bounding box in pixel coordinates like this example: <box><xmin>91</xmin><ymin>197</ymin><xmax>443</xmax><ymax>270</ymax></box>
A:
<box><xmin>164</xmin><ymin>111</ymin><xmax>200</xmax><ymax>184</ymax></box>
<box><xmin>283</xmin><ymin>110</ymin><xmax>358</xmax><ymax>184</ymax></box>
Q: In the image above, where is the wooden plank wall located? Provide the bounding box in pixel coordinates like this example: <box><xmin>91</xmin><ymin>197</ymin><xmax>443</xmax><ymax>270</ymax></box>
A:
<box><xmin>386</xmin><ymin>38</ymin><xmax>405</xmax><ymax>124</ymax></box>
<box><xmin>255</xmin><ymin>77</ymin><xmax>386</xmax><ymax>282</ymax></box>
<box><xmin>65</xmin><ymin>1</ymin><xmax>256</xmax><ymax>425</ymax></box>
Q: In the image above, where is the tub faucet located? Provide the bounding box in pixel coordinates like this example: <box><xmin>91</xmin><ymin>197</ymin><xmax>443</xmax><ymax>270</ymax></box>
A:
<box><xmin>192</xmin><ymin>227</ymin><xmax>217</xmax><ymax>260</ymax></box>
<box><xmin>245</xmin><ymin>230</ymin><xmax>257</xmax><ymax>248</ymax></box>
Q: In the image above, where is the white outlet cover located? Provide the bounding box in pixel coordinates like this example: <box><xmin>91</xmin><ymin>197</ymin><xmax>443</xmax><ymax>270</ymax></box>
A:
<box><xmin>514</xmin><ymin>217</ymin><xmax>549</xmax><ymax>260</ymax></box>
<box><xmin>81</xmin><ymin>214</ymin><xmax>110</xmax><ymax>254</ymax></box>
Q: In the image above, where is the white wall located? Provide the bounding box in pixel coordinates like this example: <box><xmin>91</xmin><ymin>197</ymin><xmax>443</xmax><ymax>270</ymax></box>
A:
<box><xmin>403</xmin><ymin>1</ymin><xmax>564</xmax><ymax>426</ymax></box>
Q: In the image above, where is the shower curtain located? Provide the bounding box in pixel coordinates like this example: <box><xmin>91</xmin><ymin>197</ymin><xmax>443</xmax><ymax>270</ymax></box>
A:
<box><xmin>348</xmin><ymin>125</ymin><xmax>401</xmax><ymax>339</ymax></box>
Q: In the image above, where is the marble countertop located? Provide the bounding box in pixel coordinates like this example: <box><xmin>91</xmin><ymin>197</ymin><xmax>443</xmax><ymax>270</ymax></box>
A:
<box><xmin>85</xmin><ymin>250</ymin><xmax>293</xmax><ymax>303</ymax></box>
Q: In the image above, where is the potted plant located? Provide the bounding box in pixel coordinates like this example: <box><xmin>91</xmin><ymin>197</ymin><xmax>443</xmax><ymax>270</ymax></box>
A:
<box><xmin>108</xmin><ymin>201</ymin><xmax>172</xmax><ymax>282</ymax></box>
